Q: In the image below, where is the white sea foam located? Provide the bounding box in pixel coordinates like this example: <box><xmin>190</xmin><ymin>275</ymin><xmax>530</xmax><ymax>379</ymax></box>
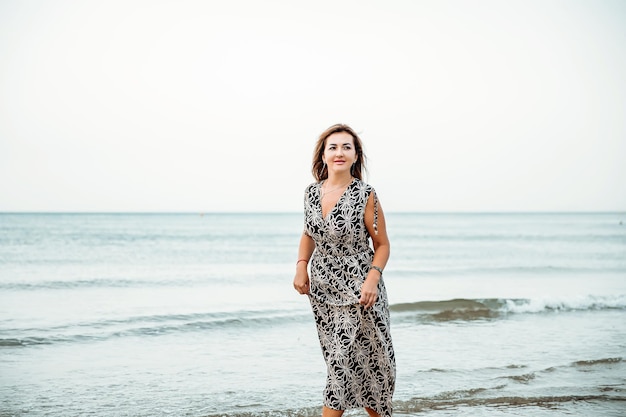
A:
<box><xmin>502</xmin><ymin>294</ymin><xmax>626</xmax><ymax>314</ymax></box>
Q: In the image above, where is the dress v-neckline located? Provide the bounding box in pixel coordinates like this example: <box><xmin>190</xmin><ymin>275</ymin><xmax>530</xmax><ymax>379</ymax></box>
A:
<box><xmin>320</xmin><ymin>178</ymin><xmax>355</xmax><ymax>220</ymax></box>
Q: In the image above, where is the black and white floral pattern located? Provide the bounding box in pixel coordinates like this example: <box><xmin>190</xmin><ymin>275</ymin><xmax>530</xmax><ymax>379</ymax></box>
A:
<box><xmin>303</xmin><ymin>178</ymin><xmax>396</xmax><ymax>417</ymax></box>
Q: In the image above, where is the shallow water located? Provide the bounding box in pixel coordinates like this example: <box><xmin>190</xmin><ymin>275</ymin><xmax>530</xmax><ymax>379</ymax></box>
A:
<box><xmin>1</xmin><ymin>212</ymin><xmax>625</xmax><ymax>416</ymax></box>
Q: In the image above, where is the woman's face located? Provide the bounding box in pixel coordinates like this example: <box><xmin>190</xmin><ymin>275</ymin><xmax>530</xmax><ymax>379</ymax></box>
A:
<box><xmin>322</xmin><ymin>132</ymin><xmax>357</xmax><ymax>176</ymax></box>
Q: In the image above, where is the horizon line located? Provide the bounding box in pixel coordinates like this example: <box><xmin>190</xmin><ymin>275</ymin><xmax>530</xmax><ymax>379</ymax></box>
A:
<box><xmin>1</xmin><ymin>210</ymin><xmax>624</xmax><ymax>215</ymax></box>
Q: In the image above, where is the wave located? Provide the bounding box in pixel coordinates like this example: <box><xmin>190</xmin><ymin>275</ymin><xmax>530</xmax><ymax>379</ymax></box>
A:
<box><xmin>200</xmin><ymin>358</ymin><xmax>626</xmax><ymax>416</ymax></box>
<box><xmin>0</xmin><ymin>277</ymin><xmax>218</xmax><ymax>290</ymax></box>
<box><xmin>0</xmin><ymin>308</ymin><xmax>310</xmax><ymax>347</ymax></box>
<box><xmin>389</xmin><ymin>295</ymin><xmax>626</xmax><ymax>321</ymax></box>
<box><xmin>419</xmin><ymin>356</ymin><xmax>625</xmax><ymax>376</ymax></box>
<box><xmin>390</xmin><ymin>265</ymin><xmax>626</xmax><ymax>276</ymax></box>
<box><xmin>201</xmin><ymin>394</ymin><xmax>626</xmax><ymax>417</ymax></box>
<box><xmin>5</xmin><ymin>266</ymin><xmax>625</xmax><ymax>291</ymax></box>
<box><xmin>392</xmin><ymin>394</ymin><xmax>625</xmax><ymax>414</ymax></box>
<box><xmin>2</xmin><ymin>296</ymin><xmax>624</xmax><ymax>347</ymax></box>
<box><xmin>199</xmin><ymin>397</ymin><xmax>624</xmax><ymax>417</ymax></box>
<box><xmin>0</xmin><ymin>278</ymin><xmax>159</xmax><ymax>290</ymax></box>
<box><xmin>573</xmin><ymin>357</ymin><xmax>624</xmax><ymax>367</ymax></box>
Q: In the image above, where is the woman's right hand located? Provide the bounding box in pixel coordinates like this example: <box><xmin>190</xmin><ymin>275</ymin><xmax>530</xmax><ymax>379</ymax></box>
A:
<box><xmin>294</xmin><ymin>233</ymin><xmax>315</xmax><ymax>295</ymax></box>
<box><xmin>293</xmin><ymin>268</ymin><xmax>310</xmax><ymax>295</ymax></box>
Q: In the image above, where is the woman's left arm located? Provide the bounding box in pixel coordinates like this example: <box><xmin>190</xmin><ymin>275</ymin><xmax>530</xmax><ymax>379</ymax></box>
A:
<box><xmin>360</xmin><ymin>191</ymin><xmax>390</xmax><ymax>308</ymax></box>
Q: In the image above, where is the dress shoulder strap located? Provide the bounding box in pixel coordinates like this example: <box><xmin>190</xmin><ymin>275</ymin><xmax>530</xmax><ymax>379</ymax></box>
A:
<box><xmin>372</xmin><ymin>188</ymin><xmax>379</xmax><ymax>236</ymax></box>
<box><xmin>358</xmin><ymin>180</ymin><xmax>379</xmax><ymax>236</ymax></box>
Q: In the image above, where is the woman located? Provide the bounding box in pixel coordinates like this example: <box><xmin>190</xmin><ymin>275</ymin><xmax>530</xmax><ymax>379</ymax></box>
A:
<box><xmin>293</xmin><ymin>124</ymin><xmax>396</xmax><ymax>417</ymax></box>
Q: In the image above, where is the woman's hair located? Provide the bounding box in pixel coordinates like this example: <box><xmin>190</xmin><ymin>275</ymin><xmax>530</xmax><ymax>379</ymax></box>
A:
<box><xmin>312</xmin><ymin>123</ymin><xmax>367</xmax><ymax>181</ymax></box>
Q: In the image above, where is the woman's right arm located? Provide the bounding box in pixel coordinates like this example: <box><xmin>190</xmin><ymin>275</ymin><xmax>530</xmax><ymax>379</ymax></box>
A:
<box><xmin>293</xmin><ymin>233</ymin><xmax>315</xmax><ymax>295</ymax></box>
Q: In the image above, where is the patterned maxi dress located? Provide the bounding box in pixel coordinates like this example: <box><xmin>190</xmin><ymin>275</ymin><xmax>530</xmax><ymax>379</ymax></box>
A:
<box><xmin>303</xmin><ymin>178</ymin><xmax>396</xmax><ymax>417</ymax></box>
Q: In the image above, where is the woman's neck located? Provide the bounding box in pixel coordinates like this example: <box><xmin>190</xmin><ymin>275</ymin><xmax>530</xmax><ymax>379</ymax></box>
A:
<box><xmin>325</xmin><ymin>172</ymin><xmax>353</xmax><ymax>187</ymax></box>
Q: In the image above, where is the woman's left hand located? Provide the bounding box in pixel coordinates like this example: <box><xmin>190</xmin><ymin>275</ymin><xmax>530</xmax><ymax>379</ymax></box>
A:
<box><xmin>359</xmin><ymin>275</ymin><xmax>379</xmax><ymax>308</ymax></box>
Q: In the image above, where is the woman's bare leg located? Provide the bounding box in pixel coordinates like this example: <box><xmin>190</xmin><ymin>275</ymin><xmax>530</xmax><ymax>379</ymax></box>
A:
<box><xmin>365</xmin><ymin>407</ymin><xmax>381</xmax><ymax>417</ymax></box>
<box><xmin>322</xmin><ymin>406</ymin><xmax>344</xmax><ymax>417</ymax></box>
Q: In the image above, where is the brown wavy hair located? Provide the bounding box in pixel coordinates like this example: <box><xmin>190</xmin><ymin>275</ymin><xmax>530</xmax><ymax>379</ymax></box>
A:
<box><xmin>312</xmin><ymin>124</ymin><xmax>367</xmax><ymax>181</ymax></box>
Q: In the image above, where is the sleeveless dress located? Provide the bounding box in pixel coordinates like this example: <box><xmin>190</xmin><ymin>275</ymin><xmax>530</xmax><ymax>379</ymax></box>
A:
<box><xmin>303</xmin><ymin>178</ymin><xmax>396</xmax><ymax>417</ymax></box>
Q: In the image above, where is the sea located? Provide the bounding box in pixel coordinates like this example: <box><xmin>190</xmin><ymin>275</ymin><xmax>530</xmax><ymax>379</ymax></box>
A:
<box><xmin>0</xmin><ymin>212</ymin><xmax>625</xmax><ymax>417</ymax></box>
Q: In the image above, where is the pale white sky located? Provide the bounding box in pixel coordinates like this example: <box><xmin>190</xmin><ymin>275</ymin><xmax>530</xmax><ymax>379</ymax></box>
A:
<box><xmin>1</xmin><ymin>0</ymin><xmax>624</xmax><ymax>212</ymax></box>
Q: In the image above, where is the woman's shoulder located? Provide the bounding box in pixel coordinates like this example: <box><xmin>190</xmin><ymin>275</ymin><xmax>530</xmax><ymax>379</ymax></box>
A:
<box><xmin>304</xmin><ymin>181</ymin><xmax>321</xmax><ymax>194</ymax></box>
<box><xmin>353</xmin><ymin>178</ymin><xmax>375</xmax><ymax>193</ymax></box>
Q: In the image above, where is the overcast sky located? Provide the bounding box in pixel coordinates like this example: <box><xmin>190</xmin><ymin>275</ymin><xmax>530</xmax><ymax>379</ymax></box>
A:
<box><xmin>1</xmin><ymin>0</ymin><xmax>624</xmax><ymax>213</ymax></box>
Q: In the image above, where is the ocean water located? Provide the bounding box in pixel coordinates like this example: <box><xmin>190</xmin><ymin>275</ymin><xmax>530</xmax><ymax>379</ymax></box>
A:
<box><xmin>0</xmin><ymin>212</ymin><xmax>625</xmax><ymax>417</ymax></box>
